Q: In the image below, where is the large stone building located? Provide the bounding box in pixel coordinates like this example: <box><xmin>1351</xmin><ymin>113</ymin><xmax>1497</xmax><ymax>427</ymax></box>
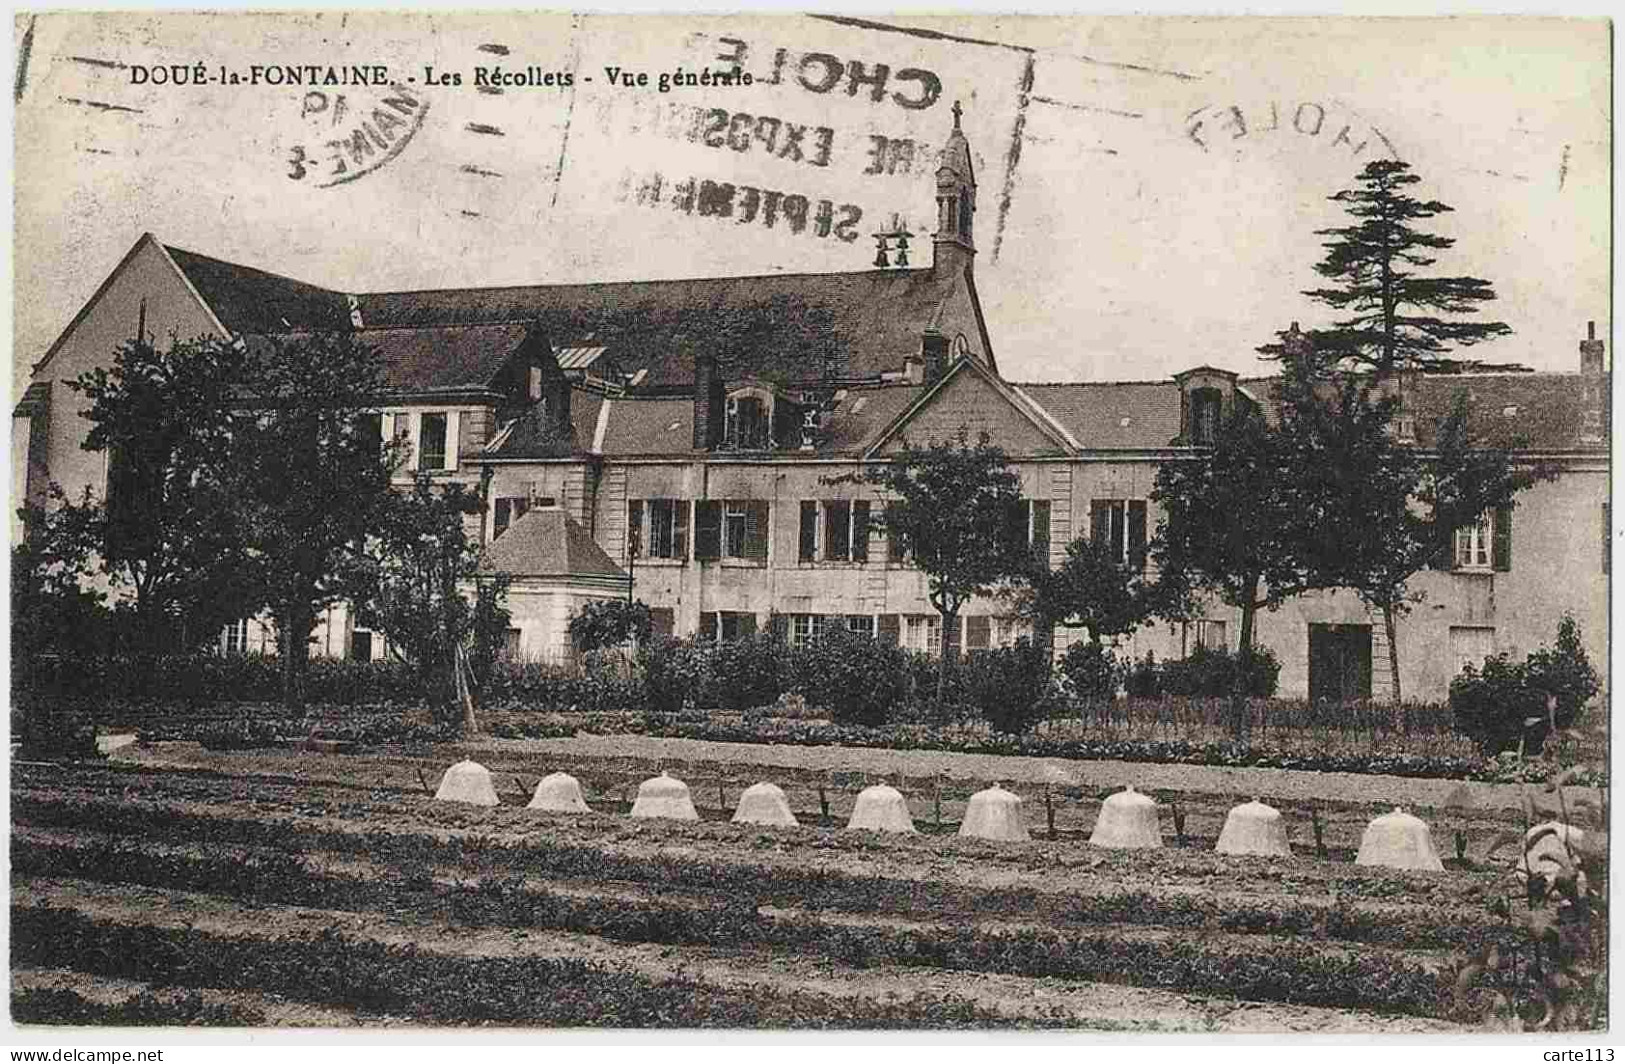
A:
<box><xmin>13</xmin><ymin>113</ymin><xmax>1609</xmax><ymax>703</ymax></box>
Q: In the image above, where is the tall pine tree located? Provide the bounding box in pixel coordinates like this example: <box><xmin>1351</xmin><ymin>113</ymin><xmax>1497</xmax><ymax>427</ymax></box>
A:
<box><xmin>1278</xmin><ymin>159</ymin><xmax>1511</xmax><ymax>374</ymax></box>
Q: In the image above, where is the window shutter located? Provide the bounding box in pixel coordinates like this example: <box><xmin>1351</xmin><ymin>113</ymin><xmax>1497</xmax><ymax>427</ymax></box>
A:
<box><xmin>495</xmin><ymin>498</ymin><xmax>513</xmax><ymax>539</ymax></box>
<box><xmin>878</xmin><ymin>614</ymin><xmax>901</xmax><ymax>646</ymax></box>
<box><xmin>695</xmin><ymin>501</ymin><xmax>721</xmax><ymax>560</ymax></box>
<box><xmin>650</xmin><ymin>607</ymin><xmax>674</xmax><ymax>639</ymax></box>
<box><xmin>674</xmin><ymin>500</ymin><xmax>690</xmax><ymax>560</ymax></box>
<box><xmin>799</xmin><ymin>500</ymin><xmax>818</xmax><ymax>562</ymax></box>
<box><xmin>1031</xmin><ymin>500</ymin><xmax>1051</xmax><ymax>566</ymax></box>
<box><xmin>1005</xmin><ymin>499</ymin><xmax>1029</xmax><ymax>554</ymax></box>
<box><xmin>967</xmin><ymin>615</ymin><xmax>990</xmax><ymax>651</ymax></box>
<box><xmin>745</xmin><ymin>501</ymin><xmax>770</xmax><ymax>560</ymax></box>
<box><xmin>737</xmin><ymin>612</ymin><xmax>758</xmax><ymax>637</ymax></box>
<box><xmin>769</xmin><ymin>613</ymin><xmax>789</xmax><ymax>643</ymax></box>
<box><xmin>942</xmin><ymin>615</ymin><xmax>962</xmax><ymax>659</ymax></box>
<box><xmin>1090</xmin><ymin>499</ymin><xmax>1109</xmax><ymax>546</ymax></box>
<box><xmin>698</xmin><ymin>611</ymin><xmax>718</xmax><ymax>641</ymax></box>
<box><xmin>626</xmin><ymin>500</ymin><xmax>643</xmax><ymax>558</ymax></box>
<box><xmin>1493</xmin><ymin>505</ymin><xmax>1512</xmax><ymax>572</ymax></box>
<box><xmin>887</xmin><ymin>507</ymin><xmax>904</xmax><ymax>564</ymax></box>
<box><xmin>1128</xmin><ymin>500</ymin><xmax>1148</xmax><ymax>571</ymax></box>
<box><xmin>852</xmin><ymin>501</ymin><xmax>871</xmax><ymax>563</ymax></box>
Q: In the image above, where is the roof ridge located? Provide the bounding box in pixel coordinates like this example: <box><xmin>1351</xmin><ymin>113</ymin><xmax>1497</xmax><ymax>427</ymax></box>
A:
<box><xmin>361</xmin><ymin>265</ymin><xmax>940</xmax><ymax>300</ymax></box>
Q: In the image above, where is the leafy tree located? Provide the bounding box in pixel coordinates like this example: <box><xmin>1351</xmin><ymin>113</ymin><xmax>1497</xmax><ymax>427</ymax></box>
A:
<box><xmin>358</xmin><ymin>476</ymin><xmax>509</xmax><ymax>733</ymax></box>
<box><xmin>1266</xmin><ymin>159</ymin><xmax>1511</xmax><ymax>374</ymax></box>
<box><xmin>63</xmin><ymin>334</ymin><xmax>258</xmax><ymax>652</ymax></box>
<box><xmin>11</xmin><ymin>487</ymin><xmax>111</xmax><ymax>660</ymax></box>
<box><xmin>231</xmin><ymin>331</ymin><xmax>402</xmax><ymax>709</ymax></box>
<box><xmin>839</xmin><ymin>429</ymin><xmax>1027</xmax><ymax>699</ymax></box>
<box><xmin>1150</xmin><ymin>402</ymin><xmax>1315</xmax><ymax>659</ymax></box>
<box><xmin>1272</xmin><ymin>328</ymin><xmax>1550</xmax><ymax>702</ymax></box>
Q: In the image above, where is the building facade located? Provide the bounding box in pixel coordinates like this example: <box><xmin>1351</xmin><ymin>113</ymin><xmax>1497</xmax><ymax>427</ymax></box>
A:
<box><xmin>13</xmin><ymin>114</ymin><xmax>1609</xmax><ymax>703</ymax></box>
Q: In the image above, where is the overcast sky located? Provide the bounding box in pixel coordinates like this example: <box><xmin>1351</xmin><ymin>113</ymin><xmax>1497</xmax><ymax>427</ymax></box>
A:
<box><xmin>11</xmin><ymin>13</ymin><xmax>1610</xmax><ymax>392</ymax></box>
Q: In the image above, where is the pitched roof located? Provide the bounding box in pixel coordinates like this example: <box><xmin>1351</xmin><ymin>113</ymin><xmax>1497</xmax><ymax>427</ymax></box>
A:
<box><xmin>1015</xmin><ymin>381</ymin><xmax>1183</xmax><ymax>449</ymax></box>
<box><xmin>1411</xmin><ymin>373</ymin><xmax>1608</xmax><ymax>452</ymax></box>
<box><xmin>356</xmin><ymin>321</ymin><xmax>529</xmax><ymax>392</ymax></box>
<box><xmin>352</xmin><ymin>267</ymin><xmax>967</xmax><ymax>388</ymax></box>
<box><xmin>163</xmin><ymin>244</ymin><xmax>352</xmax><ymax>334</ymax></box>
<box><xmin>478</xmin><ymin>507</ymin><xmax>628</xmax><ymax>581</ymax></box>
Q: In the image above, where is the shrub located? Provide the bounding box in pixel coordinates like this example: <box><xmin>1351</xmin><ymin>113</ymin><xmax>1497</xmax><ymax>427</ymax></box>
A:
<box><xmin>962</xmin><ymin>638</ymin><xmax>1054</xmax><ymax>735</ymax></box>
<box><xmin>1160</xmin><ymin>645</ymin><xmax>1280</xmax><ymax>699</ymax></box>
<box><xmin>568</xmin><ymin>600</ymin><xmax>653</xmax><ymax>654</ymax></box>
<box><xmin>1059</xmin><ymin>640</ymin><xmax>1119</xmax><ymax>701</ymax></box>
<box><xmin>1451</xmin><ymin>615</ymin><xmax>1600</xmax><ymax>756</ymax></box>
<box><xmin>793</xmin><ymin>627</ymin><xmax>909</xmax><ymax>726</ymax></box>
<box><xmin>638</xmin><ymin>637</ymin><xmax>707</xmax><ymax>714</ymax></box>
<box><xmin>1124</xmin><ymin>650</ymin><xmax>1160</xmax><ymax>699</ymax></box>
<box><xmin>706</xmin><ymin>633</ymin><xmax>791</xmax><ymax>712</ymax></box>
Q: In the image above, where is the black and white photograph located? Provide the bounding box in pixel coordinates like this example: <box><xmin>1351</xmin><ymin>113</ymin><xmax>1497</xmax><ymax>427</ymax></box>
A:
<box><xmin>6</xmin><ymin>10</ymin><xmax>1613</xmax><ymax>1040</ymax></box>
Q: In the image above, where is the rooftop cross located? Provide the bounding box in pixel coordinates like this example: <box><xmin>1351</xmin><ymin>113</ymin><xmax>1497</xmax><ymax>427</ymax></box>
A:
<box><xmin>951</xmin><ymin>99</ymin><xmax>963</xmax><ymax>129</ymax></box>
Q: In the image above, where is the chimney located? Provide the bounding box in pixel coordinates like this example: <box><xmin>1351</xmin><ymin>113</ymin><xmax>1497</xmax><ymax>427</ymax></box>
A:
<box><xmin>548</xmin><ymin>372</ymin><xmax>572</xmax><ymax>444</ymax></box>
<box><xmin>1580</xmin><ymin>320</ymin><xmax>1607</xmax><ymax>374</ymax></box>
<box><xmin>693</xmin><ymin>351</ymin><xmax>725</xmax><ymax>449</ymax></box>
<box><xmin>901</xmin><ymin>354</ymin><xmax>925</xmax><ymax>385</ymax></box>
<box><xmin>921</xmin><ymin>331</ymin><xmax>950</xmax><ymax>386</ymax></box>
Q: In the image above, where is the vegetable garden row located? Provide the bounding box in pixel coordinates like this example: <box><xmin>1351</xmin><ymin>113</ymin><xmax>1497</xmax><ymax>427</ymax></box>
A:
<box><xmin>13</xmin><ymin>748</ymin><xmax>1573</xmax><ymax>1029</ymax></box>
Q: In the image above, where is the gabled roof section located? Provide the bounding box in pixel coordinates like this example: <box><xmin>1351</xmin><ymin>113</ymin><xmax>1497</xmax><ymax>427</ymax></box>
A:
<box><xmin>863</xmin><ymin>356</ymin><xmax>1077</xmax><ymax>459</ymax></box>
<box><xmin>162</xmin><ymin>243</ymin><xmax>352</xmax><ymax>334</ymax></box>
<box><xmin>354</xmin><ymin>267</ymin><xmax>965</xmax><ymax>388</ymax></box>
<box><xmin>485</xmin><ymin>385</ymin><xmax>604</xmax><ymax>459</ymax></box>
<box><xmin>31</xmin><ymin>233</ymin><xmax>232</xmax><ymax>377</ymax></box>
<box><xmin>478</xmin><ymin>507</ymin><xmax>629</xmax><ymax>582</ymax></box>
<box><xmin>1014</xmin><ymin>381</ymin><xmax>1183</xmax><ymax>449</ymax></box>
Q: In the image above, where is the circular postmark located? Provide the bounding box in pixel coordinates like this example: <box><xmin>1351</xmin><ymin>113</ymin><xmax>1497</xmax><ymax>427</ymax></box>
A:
<box><xmin>283</xmin><ymin>82</ymin><xmax>430</xmax><ymax>188</ymax></box>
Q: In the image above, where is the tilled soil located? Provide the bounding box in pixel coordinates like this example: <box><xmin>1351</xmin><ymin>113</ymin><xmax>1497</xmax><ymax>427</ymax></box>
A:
<box><xmin>11</xmin><ymin>878</ymin><xmax>1464</xmax><ymax>1033</ymax></box>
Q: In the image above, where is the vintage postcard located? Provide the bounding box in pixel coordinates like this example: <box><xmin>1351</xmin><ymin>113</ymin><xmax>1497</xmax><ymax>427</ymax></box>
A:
<box><xmin>9</xmin><ymin>12</ymin><xmax>1611</xmax><ymax>1038</ymax></box>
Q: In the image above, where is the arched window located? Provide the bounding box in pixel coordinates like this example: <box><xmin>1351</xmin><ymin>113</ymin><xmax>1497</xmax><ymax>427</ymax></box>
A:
<box><xmin>958</xmin><ymin>188</ymin><xmax>972</xmax><ymax>240</ymax></box>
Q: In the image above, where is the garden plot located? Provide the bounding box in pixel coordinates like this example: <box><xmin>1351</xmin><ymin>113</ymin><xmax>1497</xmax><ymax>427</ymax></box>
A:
<box><xmin>11</xmin><ymin>746</ymin><xmax>1577</xmax><ymax>1030</ymax></box>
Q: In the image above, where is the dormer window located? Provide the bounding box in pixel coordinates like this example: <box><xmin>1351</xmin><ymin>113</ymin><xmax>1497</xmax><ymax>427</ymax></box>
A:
<box><xmin>725</xmin><ymin>391</ymin><xmax>771</xmax><ymax>450</ymax></box>
<box><xmin>1191</xmin><ymin>388</ymin><xmax>1222</xmax><ymax>445</ymax></box>
<box><xmin>1173</xmin><ymin>366</ymin><xmax>1240</xmax><ymax>446</ymax></box>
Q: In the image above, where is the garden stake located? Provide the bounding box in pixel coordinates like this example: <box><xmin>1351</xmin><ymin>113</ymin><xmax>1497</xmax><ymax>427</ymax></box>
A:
<box><xmin>1044</xmin><ymin>785</ymin><xmax>1056</xmax><ymax>840</ymax></box>
<box><xmin>1311</xmin><ymin>807</ymin><xmax>1327</xmax><ymax>859</ymax></box>
<box><xmin>818</xmin><ymin>781</ymin><xmax>830</xmax><ymax>827</ymax></box>
<box><xmin>933</xmin><ymin>779</ymin><xmax>942</xmax><ymax>830</ymax></box>
<box><xmin>415</xmin><ymin>766</ymin><xmax>433</xmax><ymax>798</ymax></box>
<box><xmin>1173</xmin><ymin>802</ymin><xmax>1187</xmax><ymax>848</ymax></box>
<box><xmin>718</xmin><ymin>780</ymin><xmax>727</xmax><ymax>814</ymax></box>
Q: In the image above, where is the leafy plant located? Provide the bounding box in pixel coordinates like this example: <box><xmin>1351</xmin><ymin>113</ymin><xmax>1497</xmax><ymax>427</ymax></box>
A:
<box><xmin>1451</xmin><ymin>615</ymin><xmax>1600</xmax><ymax>756</ymax></box>
<box><xmin>1453</xmin><ymin>774</ymin><xmax>1608</xmax><ymax>1030</ymax></box>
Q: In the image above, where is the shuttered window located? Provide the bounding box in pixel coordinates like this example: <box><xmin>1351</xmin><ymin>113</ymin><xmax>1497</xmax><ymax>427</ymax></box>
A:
<box><xmin>852</xmin><ymin>501</ymin><xmax>871</xmax><ymax>563</ymax></box>
<box><xmin>697</xmin><ymin>499</ymin><xmax>768</xmax><ymax>562</ymax></box>
<box><xmin>633</xmin><ymin>499</ymin><xmax>687</xmax><ymax>559</ymax></box>
<box><xmin>826</xmin><ymin>501</ymin><xmax>852</xmax><ymax>561</ymax></box>
<box><xmin>1089</xmin><ymin>499</ymin><xmax>1147</xmax><ymax>570</ymax></box>
<box><xmin>966</xmin><ymin>615</ymin><xmax>991</xmax><ymax>652</ymax></box>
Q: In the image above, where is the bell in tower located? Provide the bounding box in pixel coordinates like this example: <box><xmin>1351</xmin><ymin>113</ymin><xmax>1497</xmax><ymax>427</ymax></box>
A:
<box><xmin>934</xmin><ymin>100</ymin><xmax>977</xmax><ymax>278</ymax></box>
